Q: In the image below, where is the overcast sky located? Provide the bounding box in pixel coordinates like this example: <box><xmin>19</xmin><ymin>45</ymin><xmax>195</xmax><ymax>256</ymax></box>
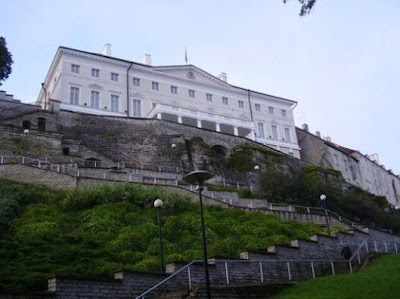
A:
<box><xmin>1</xmin><ymin>0</ymin><xmax>399</xmax><ymax>173</ymax></box>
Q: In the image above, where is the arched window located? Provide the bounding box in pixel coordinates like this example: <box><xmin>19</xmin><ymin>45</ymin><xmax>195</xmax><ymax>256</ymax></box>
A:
<box><xmin>38</xmin><ymin>117</ymin><xmax>46</xmax><ymax>131</ymax></box>
<box><xmin>22</xmin><ymin>120</ymin><xmax>31</xmax><ymax>129</ymax></box>
<box><xmin>212</xmin><ymin>145</ymin><xmax>228</xmax><ymax>159</ymax></box>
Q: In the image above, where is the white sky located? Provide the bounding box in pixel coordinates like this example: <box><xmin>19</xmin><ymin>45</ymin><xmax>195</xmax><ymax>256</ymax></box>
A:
<box><xmin>1</xmin><ymin>0</ymin><xmax>399</xmax><ymax>173</ymax></box>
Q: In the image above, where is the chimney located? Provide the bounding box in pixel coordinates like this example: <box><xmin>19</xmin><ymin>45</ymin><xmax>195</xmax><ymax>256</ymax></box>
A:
<box><xmin>101</xmin><ymin>43</ymin><xmax>112</xmax><ymax>56</ymax></box>
<box><xmin>315</xmin><ymin>131</ymin><xmax>321</xmax><ymax>138</ymax></box>
<box><xmin>218</xmin><ymin>72</ymin><xmax>227</xmax><ymax>82</ymax></box>
<box><xmin>325</xmin><ymin>136</ymin><xmax>332</xmax><ymax>142</ymax></box>
<box><xmin>302</xmin><ymin>123</ymin><xmax>309</xmax><ymax>132</ymax></box>
<box><xmin>142</xmin><ymin>54</ymin><xmax>152</xmax><ymax>65</ymax></box>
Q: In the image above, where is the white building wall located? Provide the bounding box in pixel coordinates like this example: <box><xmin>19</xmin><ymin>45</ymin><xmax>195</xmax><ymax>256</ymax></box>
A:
<box><xmin>353</xmin><ymin>152</ymin><xmax>400</xmax><ymax>206</ymax></box>
<box><xmin>323</xmin><ymin>146</ymin><xmax>363</xmax><ymax>188</ymax></box>
<box><xmin>38</xmin><ymin>46</ymin><xmax>301</xmax><ymax>158</ymax></box>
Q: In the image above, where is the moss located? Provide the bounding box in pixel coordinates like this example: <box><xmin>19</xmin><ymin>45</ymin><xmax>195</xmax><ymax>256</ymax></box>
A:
<box><xmin>303</xmin><ymin>166</ymin><xmax>342</xmax><ymax>178</ymax></box>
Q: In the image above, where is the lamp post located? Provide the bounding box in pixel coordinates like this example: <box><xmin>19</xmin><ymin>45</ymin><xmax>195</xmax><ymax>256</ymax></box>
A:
<box><xmin>320</xmin><ymin>194</ymin><xmax>331</xmax><ymax>235</ymax></box>
<box><xmin>154</xmin><ymin>198</ymin><xmax>164</xmax><ymax>273</ymax></box>
<box><xmin>183</xmin><ymin>170</ymin><xmax>213</xmax><ymax>299</ymax></box>
<box><xmin>22</xmin><ymin>129</ymin><xmax>29</xmax><ymax>158</ymax></box>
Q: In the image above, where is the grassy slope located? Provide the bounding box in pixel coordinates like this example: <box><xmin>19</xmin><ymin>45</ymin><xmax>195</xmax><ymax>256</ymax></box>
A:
<box><xmin>0</xmin><ymin>180</ymin><xmax>322</xmax><ymax>292</ymax></box>
<box><xmin>273</xmin><ymin>254</ymin><xmax>400</xmax><ymax>299</ymax></box>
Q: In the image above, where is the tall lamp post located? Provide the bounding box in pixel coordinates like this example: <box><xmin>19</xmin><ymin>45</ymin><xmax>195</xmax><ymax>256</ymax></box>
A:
<box><xmin>22</xmin><ymin>129</ymin><xmax>29</xmax><ymax>158</ymax></box>
<box><xmin>183</xmin><ymin>170</ymin><xmax>213</xmax><ymax>299</ymax></box>
<box><xmin>154</xmin><ymin>198</ymin><xmax>164</xmax><ymax>273</ymax></box>
<box><xmin>320</xmin><ymin>194</ymin><xmax>331</xmax><ymax>235</ymax></box>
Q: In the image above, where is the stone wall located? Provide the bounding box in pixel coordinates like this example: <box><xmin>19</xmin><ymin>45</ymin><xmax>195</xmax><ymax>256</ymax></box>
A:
<box><xmin>0</xmin><ymin>97</ymin><xmax>42</xmax><ymax>121</ymax></box>
<box><xmin>0</xmin><ymin>164</ymin><xmax>77</xmax><ymax>189</ymax></box>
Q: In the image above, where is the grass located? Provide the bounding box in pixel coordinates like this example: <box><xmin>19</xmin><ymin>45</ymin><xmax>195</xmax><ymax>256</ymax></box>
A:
<box><xmin>271</xmin><ymin>254</ymin><xmax>400</xmax><ymax>299</ymax></box>
<box><xmin>0</xmin><ymin>180</ymin><xmax>323</xmax><ymax>292</ymax></box>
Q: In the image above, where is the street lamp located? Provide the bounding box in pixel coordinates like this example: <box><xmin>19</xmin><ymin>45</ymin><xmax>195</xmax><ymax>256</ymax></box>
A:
<box><xmin>23</xmin><ymin>129</ymin><xmax>29</xmax><ymax>158</ymax></box>
<box><xmin>154</xmin><ymin>198</ymin><xmax>164</xmax><ymax>273</ymax></box>
<box><xmin>183</xmin><ymin>170</ymin><xmax>214</xmax><ymax>299</ymax></box>
<box><xmin>320</xmin><ymin>194</ymin><xmax>331</xmax><ymax>235</ymax></box>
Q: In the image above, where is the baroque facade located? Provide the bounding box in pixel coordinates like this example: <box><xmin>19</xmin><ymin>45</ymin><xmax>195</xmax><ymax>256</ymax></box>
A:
<box><xmin>36</xmin><ymin>45</ymin><xmax>301</xmax><ymax>158</ymax></box>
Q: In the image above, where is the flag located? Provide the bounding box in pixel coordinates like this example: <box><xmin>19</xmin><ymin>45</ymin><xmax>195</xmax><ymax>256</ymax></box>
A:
<box><xmin>185</xmin><ymin>47</ymin><xmax>188</xmax><ymax>64</ymax></box>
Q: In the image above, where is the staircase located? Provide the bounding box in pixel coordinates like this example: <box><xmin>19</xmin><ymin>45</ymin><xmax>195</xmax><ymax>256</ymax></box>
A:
<box><xmin>133</xmin><ymin>228</ymin><xmax>400</xmax><ymax>298</ymax></box>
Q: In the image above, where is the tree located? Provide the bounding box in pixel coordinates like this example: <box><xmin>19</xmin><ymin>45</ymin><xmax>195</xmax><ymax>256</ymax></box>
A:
<box><xmin>0</xmin><ymin>37</ymin><xmax>13</xmax><ymax>86</ymax></box>
<box><xmin>284</xmin><ymin>0</ymin><xmax>317</xmax><ymax>16</ymax></box>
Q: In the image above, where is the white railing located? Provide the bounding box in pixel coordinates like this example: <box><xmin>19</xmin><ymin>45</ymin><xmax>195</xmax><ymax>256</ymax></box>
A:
<box><xmin>150</xmin><ymin>103</ymin><xmax>254</xmax><ymax>129</ymax></box>
<box><xmin>0</xmin><ymin>155</ymin><xmax>389</xmax><ymax>233</ymax></box>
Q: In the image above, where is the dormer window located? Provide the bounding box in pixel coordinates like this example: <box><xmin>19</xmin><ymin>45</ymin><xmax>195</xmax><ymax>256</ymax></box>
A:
<box><xmin>206</xmin><ymin>94</ymin><xmax>213</xmax><ymax>102</ymax></box>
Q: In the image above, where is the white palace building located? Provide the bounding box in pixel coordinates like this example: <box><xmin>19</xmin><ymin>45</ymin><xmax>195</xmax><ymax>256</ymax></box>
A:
<box><xmin>37</xmin><ymin>44</ymin><xmax>301</xmax><ymax>158</ymax></box>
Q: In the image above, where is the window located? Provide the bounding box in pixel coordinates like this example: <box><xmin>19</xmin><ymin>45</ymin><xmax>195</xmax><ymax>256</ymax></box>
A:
<box><xmin>91</xmin><ymin>68</ymin><xmax>100</xmax><ymax>77</ymax></box>
<box><xmin>268</xmin><ymin>106</ymin><xmax>274</xmax><ymax>114</ymax></box>
<box><xmin>110</xmin><ymin>94</ymin><xmax>119</xmax><ymax>112</ymax></box>
<box><xmin>189</xmin><ymin>89</ymin><xmax>195</xmax><ymax>98</ymax></box>
<box><xmin>71</xmin><ymin>64</ymin><xmax>80</xmax><ymax>73</ymax></box>
<box><xmin>222</xmin><ymin>97</ymin><xmax>228</xmax><ymax>105</ymax></box>
<box><xmin>70</xmin><ymin>87</ymin><xmax>79</xmax><ymax>105</ymax></box>
<box><xmin>284</xmin><ymin>127</ymin><xmax>291</xmax><ymax>142</ymax></box>
<box><xmin>133</xmin><ymin>99</ymin><xmax>141</xmax><ymax>117</ymax></box>
<box><xmin>206</xmin><ymin>94</ymin><xmax>213</xmax><ymax>102</ymax></box>
<box><xmin>132</xmin><ymin>77</ymin><xmax>140</xmax><ymax>86</ymax></box>
<box><xmin>90</xmin><ymin>91</ymin><xmax>100</xmax><ymax>109</ymax></box>
<box><xmin>281</xmin><ymin>109</ymin><xmax>287</xmax><ymax>117</ymax></box>
<box><xmin>255</xmin><ymin>104</ymin><xmax>261</xmax><ymax>111</ymax></box>
<box><xmin>171</xmin><ymin>86</ymin><xmax>178</xmax><ymax>94</ymax></box>
<box><xmin>152</xmin><ymin>81</ymin><xmax>159</xmax><ymax>90</ymax></box>
<box><xmin>38</xmin><ymin>117</ymin><xmax>46</xmax><ymax>131</ymax></box>
<box><xmin>22</xmin><ymin>120</ymin><xmax>31</xmax><ymax>130</ymax></box>
<box><xmin>271</xmin><ymin>125</ymin><xmax>278</xmax><ymax>140</ymax></box>
<box><xmin>111</xmin><ymin>72</ymin><xmax>119</xmax><ymax>81</ymax></box>
<box><xmin>258</xmin><ymin>123</ymin><xmax>265</xmax><ymax>138</ymax></box>
<box><xmin>238</xmin><ymin>100</ymin><xmax>244</xmax><ymax>109</ymax></box>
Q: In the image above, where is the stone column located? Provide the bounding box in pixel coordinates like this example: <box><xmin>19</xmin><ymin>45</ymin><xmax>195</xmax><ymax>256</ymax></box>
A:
<box><xmin>197</xmin><ymin>119</ymin><xmax>202</xmax><ymax>129</ymax></box>
<box><xmin>157</xmin><ymin>113</ymin><xmax>162</xmax><ymax>120</ymax></box>
<box><xmin>234</xmin><ymin>126</ymin><xmax>239</xmax><ymax>136</ymax></box>
<box><xmin>216</xmin><ymin>123</ymin><xmax>221</xmax><ymax>132</ymax></box>
<box><xmin>177</xmin><ymin>116</ymin><xmax>183</xmax><ymax>124</ymax></box>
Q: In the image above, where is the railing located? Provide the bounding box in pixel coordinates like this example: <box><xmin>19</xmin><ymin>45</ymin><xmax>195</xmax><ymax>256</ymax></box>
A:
<box><xmin>135</xmin><ymin>239</ymin><xmax>399</xmax><ymax>298</ymax></box>
<box><xmin>135</xmin><ymin>261</ymin><xmax>196</xmax><ymax>299</ymax></box>
<box><xmin>0</xmin><ymin>156</ymin><xmax>80</xmax><ymax>176</ymax></box>
<box><xmin>348</xmin><ymin>238</ymin><xmax>369</xmax><ymax>273</ymax></box>
<box><xmin>0</xmin><ymin>155</ymin><xmax>388</xmax><ymax>233</ymax></box>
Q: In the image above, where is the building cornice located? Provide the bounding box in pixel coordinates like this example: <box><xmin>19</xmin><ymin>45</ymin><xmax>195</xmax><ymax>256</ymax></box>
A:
<box><xmin>54</xmin><ymin>47</ymin><xmax>297</xmax><ymax>105</ymax></box>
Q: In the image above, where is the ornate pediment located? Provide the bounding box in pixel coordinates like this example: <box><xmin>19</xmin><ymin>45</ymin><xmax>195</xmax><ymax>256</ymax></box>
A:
<box><xmin>153</xmin><ymin>65</ymin><xmax>231</xmax><ymax>89</ymax></box>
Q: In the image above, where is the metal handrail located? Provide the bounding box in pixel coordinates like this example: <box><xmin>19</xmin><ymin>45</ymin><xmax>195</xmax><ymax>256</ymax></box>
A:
<box><xmin>349</xmin><ymin>238</ymin><xmax>368</xmax><ymax>263</ymax></box>
<box><xmin>135</xmin><ymin>245</ymin><xmax>398</xmax><ymax>299</ymax></box>
<box><xmin>135</xmin><ymin>261</ymin><xmax>197</xmax><ymax>299</ymax></box>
